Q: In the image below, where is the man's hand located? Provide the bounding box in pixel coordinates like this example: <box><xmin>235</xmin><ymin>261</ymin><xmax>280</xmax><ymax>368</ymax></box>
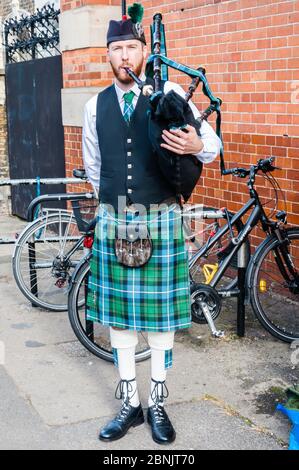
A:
<box><xmin>160</xmin><ymin>124</ymin><xmax>204</xmax><ymax>155</ymax></box>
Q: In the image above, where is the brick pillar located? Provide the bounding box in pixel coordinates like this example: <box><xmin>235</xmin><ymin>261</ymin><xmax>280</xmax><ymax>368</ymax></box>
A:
<box><xmin>19</xmin><ymin>1</ymin><xmax>34</xmax><ymax>13</ymax></box>
<box><xmin>60</xmin><ymin>0</ymin><xmax>121</xmax><ymax>195</ymax></box>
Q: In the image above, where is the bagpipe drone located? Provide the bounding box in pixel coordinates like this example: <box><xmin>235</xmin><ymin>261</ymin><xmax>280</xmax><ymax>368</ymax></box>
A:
<box><xmin>123</xmin><ymin>3</ymin><xmax>224</xmax><ymax>203</ymax></box>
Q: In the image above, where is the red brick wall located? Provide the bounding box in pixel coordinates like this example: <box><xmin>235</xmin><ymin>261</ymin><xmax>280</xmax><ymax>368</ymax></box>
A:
<box><xmin>61</xmin><ymin>2</ymin><xmax>117</xmax><ymax>195</ymax></box>
<box><xmin>62</xmin><ymin>0</ymin><xmax>299</xmax><ymax>227</ymax></box>
<box><xmin>62</xmin><ymin>47</ymin><xmax>113</xmax><ymax>194</ymax></box>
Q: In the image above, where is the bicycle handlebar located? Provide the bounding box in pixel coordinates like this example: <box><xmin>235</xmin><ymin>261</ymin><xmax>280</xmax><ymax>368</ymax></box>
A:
<box><xmin>223</xmin><ymin>157</ymin><xmax>278</xmax><ymax>178</ymax></box>
<box><xmin>222</xmin><ymin>167</ymin><xmax>249</xmax><ymax>177</ymax></box>
<box><xmin>258</xmin><ymin>157</ymin><xmax>277</xmax><ymax>172</ymax></box>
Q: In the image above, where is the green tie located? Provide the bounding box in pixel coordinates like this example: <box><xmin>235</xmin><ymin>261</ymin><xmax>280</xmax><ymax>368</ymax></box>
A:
<box><xmin>123</xmin><ymin>91</ymin><xmax>135</xmax><ymax>123</ymax></box>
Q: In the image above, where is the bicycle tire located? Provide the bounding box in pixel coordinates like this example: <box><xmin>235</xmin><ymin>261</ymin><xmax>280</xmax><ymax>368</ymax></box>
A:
<box><xmin>13</xmin><ymin>212</ymin><xmax>84</xmax><ymax>311</ymax></box>
<box><xmin>248</xmin><ymin>227</ymin><xmax>299</xmax><ymax>342</ymax></box>
<box><xmin>68</xmin><ymin>259</ymin><xmax>151</xmax><ymax>362</ymax></box>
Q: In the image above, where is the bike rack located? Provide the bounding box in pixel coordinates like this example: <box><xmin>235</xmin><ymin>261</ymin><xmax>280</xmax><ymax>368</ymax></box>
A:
<box><xmin>198</xmin><ymin>241</ymin><xmax>250</xmax><ymax>338</ymax></box>
<box><xmin>0</xmin><ymin>177</ymin><xmax>91</xmax><ymax>245</ymax></box>
<box><xmin>26</xmin><ymin>192</ymin><xmax>95</xmax><ymax>222</ymax></box>
<box><xmin>25</xmin><ymin>192</ymin><xmax>95</xmax><ymax>308</ymax></box>
<box><xmin>237</xmin><ymin>242</ymin><xmax>249</xmax><ymax>337</ymax></box>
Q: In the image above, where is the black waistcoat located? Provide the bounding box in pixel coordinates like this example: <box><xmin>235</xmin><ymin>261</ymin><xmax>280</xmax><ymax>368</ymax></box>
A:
<box><xmin>96</xmin><ymin>78</ymin><xmax>176</xmax><ymax>210</ymax></box>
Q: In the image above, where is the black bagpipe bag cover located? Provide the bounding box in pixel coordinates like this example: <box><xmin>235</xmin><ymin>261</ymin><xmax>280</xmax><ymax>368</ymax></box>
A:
<box><xmin>148</xmin><ymin>89</ymin><xmax>203</xmax><ymax>202</ymax></box>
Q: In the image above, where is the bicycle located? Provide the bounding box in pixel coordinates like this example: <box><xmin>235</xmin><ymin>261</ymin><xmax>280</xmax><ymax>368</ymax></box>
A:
<box><xmin>68</xmin><ymin>157</ymin><xmax>299</xmax><ymax>366</ymax></box>
<box><xmin>67</xmin><ymin>208</ymin><xmax>251</xmax><ymax>361</ymax></box>
<box><xmin>12</xmin><ymin>169</ymin><xmax>97</xmax><ymax>311</ymax></box>
<box><xmin>67</xmin><ymin>205</ymin><xmax>251</xmax><ymax>362</ymax></box>
<box><xmin>187</xmin><ymin>157</ymin><xmax>299</xmax><ymax>343</ymax></box>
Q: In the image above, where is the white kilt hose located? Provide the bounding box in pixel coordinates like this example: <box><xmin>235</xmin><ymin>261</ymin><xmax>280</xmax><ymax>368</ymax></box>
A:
<box><xmin>110</xmin><ymin>328</ymin><xmax>175</xmax><ymax>369</ymax></box>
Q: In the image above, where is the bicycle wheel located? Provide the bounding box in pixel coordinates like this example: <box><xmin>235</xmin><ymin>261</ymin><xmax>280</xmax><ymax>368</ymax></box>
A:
<box><xmin>248</xmin><ymin>227</ymin><xmax>299</xmax><ymax>342</ymax></box>
<box><xmin>13</xmin><ymin>211</ymin><xmax>84</xmax><ymax>311</ymax></box>
<box><xmin>183</xmin><ymin>206</ymin><xmax>251</xmax><ymax>288</ymax></box>
<box><xmin>68</xmin><ymin>259</ymin><xmax>151</xmax><ymax>362</ymax></box>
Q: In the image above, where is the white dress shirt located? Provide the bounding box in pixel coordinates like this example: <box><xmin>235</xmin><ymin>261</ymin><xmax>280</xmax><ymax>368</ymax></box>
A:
<box><xmin>82</xmin><ymin>74</ymin><xmax>222</xmax><ymax>193</ymax></box>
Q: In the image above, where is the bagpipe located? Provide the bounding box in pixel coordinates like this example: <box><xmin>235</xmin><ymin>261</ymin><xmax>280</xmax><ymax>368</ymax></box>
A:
<box><xmin>124</xmin><ymin>11</ymin><xmax>224</xmax><ymax>203</ymax></box>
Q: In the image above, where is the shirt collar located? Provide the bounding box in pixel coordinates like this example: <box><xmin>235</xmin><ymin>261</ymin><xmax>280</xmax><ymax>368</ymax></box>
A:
<box><xmin>114</xmin><ymin>72</ymin><xmax>146</xmax><ymax>103</ymax></box>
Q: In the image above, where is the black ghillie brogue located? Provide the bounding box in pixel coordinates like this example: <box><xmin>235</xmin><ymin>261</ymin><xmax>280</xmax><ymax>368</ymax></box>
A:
<box><xmin>99</xmin><ymin>378</ymin><xmax>144</xmax><ymax>442</ymax></box>
<box><xmin>147</xmin><ymin>379</ymin><xmax>176</xmax><ymax>445</ymax></box>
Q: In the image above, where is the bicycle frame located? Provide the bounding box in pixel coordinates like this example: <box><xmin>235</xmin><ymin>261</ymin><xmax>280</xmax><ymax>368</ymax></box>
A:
<box><xmin>188</xmin><ymin>197</ymin><xmax>264</xmax><ymax>291</ymax></box>
<box><xmin>27</xmin><ymin>235</ymin><xmax>86</xmax><ymax>271</ymax></box>
<box><xmin>189</xmin><ymin>191</ymin><xmax>298</xmax><ymax>300</ymax></box>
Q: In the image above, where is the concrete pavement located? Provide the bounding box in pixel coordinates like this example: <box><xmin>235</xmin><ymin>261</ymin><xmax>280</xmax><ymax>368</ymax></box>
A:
<box><xmin>0</xmin><ymin>213</ymin><xmax>296</xmax><ymax>450</ymax></box>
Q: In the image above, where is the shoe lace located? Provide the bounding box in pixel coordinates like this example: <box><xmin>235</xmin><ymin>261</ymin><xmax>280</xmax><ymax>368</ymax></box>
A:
<box><xmin>150</xmin><ymin>379</ymin><xmax>169</xmax><ymax>424</ymax></box>
<box><xmin>115</xmin><ymin>402</ymin><xmax>131</xmax><ymax>422</ymax></box>
<box><xmin>114</xmin><ymin>378</ymin><xmax>137</xmax><ymax>421</ymax></box>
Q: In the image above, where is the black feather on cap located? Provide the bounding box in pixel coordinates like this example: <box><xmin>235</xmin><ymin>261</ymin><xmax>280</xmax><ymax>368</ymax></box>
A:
<box><xmin>107</xmin><ymin>3</ymin><xmax>146</xmax><ymax>46</ymax></box>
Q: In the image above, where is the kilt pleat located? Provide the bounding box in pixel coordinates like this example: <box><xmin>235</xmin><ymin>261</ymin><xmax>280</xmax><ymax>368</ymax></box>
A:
<box><xmin>86</xmin><ymin>203</ymin><xmax>191</xmax><ymax>332</ymax></box>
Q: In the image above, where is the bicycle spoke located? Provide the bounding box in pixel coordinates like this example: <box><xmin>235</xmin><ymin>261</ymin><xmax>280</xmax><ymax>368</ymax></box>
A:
<box><xmin>251</xmin><ymin>230</ymin><xmax>299</xmax><ymax>340</ymax></box>
<box><xmin>13</xmin><ymin>214</ymin><xmax>82</xmax><ymax>310</ymax></box>
<box><xmin>69</xmin><ymin>265</ymin><xmax>150</xmax><ymax>360</ymax></box>
<box><xmin>59</xmin><ymin>213</ymin><xmax>76</xmax><ymax>256</ymax></box>
<box><xmin>21</xmin><ymin>268</ymin><xmax>55</xmax><ymax>289</ymax></box>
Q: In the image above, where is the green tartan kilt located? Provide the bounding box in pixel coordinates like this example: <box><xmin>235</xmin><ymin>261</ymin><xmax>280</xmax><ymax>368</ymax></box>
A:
<box><xmin>86</xmin><ymin>203</ymin><xmax>191</xmax><ymax>332</ymax></box>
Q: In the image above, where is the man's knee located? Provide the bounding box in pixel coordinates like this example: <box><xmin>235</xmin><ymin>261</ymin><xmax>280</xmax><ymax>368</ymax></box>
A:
<box><xmin>109</xmin><ymin>327</ymin><xmax>138</xmax><ymax>348</ymax></box>
<box><xmin>148</xmin><ymin>331</ymin><xmax>175</xmax><ymax>350</ymax></box>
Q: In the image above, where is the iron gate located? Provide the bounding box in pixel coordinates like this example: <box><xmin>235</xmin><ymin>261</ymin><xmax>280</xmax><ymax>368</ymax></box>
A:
<box><xmin>4</xmin><ymin>5</ymin><xmax>65</xmax><ymax>218</ymax></box>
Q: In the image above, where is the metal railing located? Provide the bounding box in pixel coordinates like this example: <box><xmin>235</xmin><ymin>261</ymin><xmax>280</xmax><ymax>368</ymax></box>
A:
<box><xmin>3</xmin><ymin>4</ymin><xmax>60</xmax><ymax>63</ymax></box>
<box><xmin>0</xmin><ymin>176</ymin><xmax>94</xmax><ymax>244</ymax></box>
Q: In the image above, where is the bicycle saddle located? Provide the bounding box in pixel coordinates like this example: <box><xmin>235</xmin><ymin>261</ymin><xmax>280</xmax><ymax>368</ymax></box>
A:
<box><xmin>73</xmin><ymin>168</ymin><xmax>87</xmax><ymax>179</ymax></box>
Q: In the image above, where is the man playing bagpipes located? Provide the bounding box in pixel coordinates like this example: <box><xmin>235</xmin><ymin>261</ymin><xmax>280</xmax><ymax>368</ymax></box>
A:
<box><xmin>82</xmin><ymin>3</ymin><xmax>222</xmax><ymax>445</ymax></box>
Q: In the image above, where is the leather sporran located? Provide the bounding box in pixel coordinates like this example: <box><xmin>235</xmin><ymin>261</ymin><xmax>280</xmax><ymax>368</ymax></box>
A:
<box><xmin>114</xmin><ymin>223</ymin><xmax>153</xmax><ymax>268</ymax></box>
